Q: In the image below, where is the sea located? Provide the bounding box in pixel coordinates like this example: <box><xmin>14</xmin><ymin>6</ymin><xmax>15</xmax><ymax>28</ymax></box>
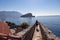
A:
<box><xmin>1</xmin><ymin>16</ymin><xmax>60</xmax><ymax>37</ymax></box>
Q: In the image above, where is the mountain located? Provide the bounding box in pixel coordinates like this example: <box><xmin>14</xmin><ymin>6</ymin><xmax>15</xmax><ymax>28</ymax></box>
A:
<box><xmin>0</xmin><ymin>11</ymin><xmax>22</xmax><ymax>21</ymax></box>
<box><xmin>21</xmin><ymin>13</ymin><xmax>35</xmax><ymax>17</ymax></box>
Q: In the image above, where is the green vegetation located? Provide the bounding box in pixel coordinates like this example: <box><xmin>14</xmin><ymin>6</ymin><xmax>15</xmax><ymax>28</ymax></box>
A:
<box><xmin>6</xmin><ymin>21</ymin><xmax>16</xmax><ymax>26</ymax></box>
<box><xmin>6</xmin><ymin>21</ymin><xmax>29</xmax><ymax>29</ymax></box>
<box><xmin>20</xmin><ymin>22</ymin><xmax>29</xmax><ymax>29</ymax></box>
<box><xmin>14</xmin><ymin>22</ymin><xmax>29</xmax><ymax>34</ymax></box>
<box><xmin>6</xmin><ymin>21</ymin><xmax>29</xmax><ymax>34</ymax></box>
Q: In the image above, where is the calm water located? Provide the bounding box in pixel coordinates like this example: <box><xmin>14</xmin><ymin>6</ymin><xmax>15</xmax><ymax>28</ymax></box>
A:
<box><xmin>5</xmin><ymin>16</ymin><xmax>60</xmax><ymax>37</ymax></box>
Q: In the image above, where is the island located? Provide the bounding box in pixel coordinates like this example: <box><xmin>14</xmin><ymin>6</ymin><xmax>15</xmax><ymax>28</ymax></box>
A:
<box><xmin>21</xmin><ymin>13</ymin><xmax>35</xmax><ymax>17</ymax></box>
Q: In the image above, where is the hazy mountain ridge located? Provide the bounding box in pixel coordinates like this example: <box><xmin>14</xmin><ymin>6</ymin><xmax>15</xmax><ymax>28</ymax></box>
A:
<box><xmin>0</xmin><ymin>11</ymin><xmax>22</xmax><ymax>20</ymax></box>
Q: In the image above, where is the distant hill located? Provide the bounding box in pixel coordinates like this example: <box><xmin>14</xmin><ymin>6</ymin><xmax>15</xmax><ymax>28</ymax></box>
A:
<box><xmin>0</xmin><ymin>11</ymin><xmax>22</xmax><ymax>21</ymax></box>
<box><xmin>21</xmin><ymin>13</ymin><xmax>35</xmax><ymax>17</ymax></box>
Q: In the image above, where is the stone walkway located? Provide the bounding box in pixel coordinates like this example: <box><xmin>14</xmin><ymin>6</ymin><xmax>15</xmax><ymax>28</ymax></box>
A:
<box><xmin>32</xmin><ymin>25</ymin><xmax>43</xmax><ymax>40</ymax></box>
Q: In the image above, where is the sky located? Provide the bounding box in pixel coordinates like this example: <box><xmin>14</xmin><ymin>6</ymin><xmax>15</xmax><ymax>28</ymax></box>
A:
<box><xmin>0</xmin><ymin>0</ymin><xmax>60</xmax><ymax>16</ymax></box>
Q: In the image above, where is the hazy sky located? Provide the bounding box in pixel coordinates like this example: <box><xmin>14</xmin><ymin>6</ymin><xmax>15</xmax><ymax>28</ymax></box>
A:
<box><xmin>0</xmin><ymin>0</ymin><xmax>60</xmax><ymax>16</ymax></box>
